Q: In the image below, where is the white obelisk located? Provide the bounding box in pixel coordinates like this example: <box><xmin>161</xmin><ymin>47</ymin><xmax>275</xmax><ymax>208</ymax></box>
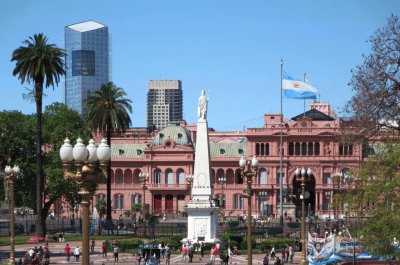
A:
<box><xmin>185</xmin><ymin>90</ymin><xmax>219</xmax><ymax>244</ymax></box>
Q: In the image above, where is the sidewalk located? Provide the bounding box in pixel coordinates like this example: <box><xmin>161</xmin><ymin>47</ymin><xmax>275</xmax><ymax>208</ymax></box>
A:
<box><xmin>0</xmin><ymin>240</ymin><xmax>302</xmax><ymax>264</ymax></box>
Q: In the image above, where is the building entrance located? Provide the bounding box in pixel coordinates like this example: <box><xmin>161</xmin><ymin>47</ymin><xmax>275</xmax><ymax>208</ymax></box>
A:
<box><xmin>292</xmin><ymin>174</ymin><xmax>316</xmax><ymax>218</ymax></box>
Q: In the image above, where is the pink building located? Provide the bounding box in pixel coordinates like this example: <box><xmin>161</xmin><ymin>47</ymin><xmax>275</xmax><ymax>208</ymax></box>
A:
<box><xmin>96</xmin><ymin>102</ymin><xmax>363</xmax><ymax>220</ymax></box>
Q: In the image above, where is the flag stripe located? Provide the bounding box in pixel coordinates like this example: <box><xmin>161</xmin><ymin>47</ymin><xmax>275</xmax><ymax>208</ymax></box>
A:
<box><xmin>282</xmin><ymin>72</ymin><xmax>317</xmax><ymax>99</ymax></box>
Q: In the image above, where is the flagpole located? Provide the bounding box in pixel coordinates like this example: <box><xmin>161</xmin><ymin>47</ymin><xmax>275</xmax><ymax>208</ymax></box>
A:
<box><xmin>279</xmin><ymin>59</ymin><xmax>284</xmax><ymax>227</ymax></box>
<box><xmin>303</xmin><ymin>73</ymin><xmax>307</xmax><ymax>116</ymax></box>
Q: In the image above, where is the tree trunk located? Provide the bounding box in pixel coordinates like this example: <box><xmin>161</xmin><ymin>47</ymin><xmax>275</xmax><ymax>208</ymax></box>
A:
<box><xmin>35</xmin><ymin>83</ymin><xmax>45</xmax><ymax>237</ymax></box>
<box><xmin>105</xmin><ymin>125</ymin><xmax>113</xmax><ymax>232</ymax></box>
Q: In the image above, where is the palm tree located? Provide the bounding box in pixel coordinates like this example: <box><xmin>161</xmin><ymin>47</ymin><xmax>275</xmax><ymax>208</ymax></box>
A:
<box><xmin>85</xmin><ymin>82</ymin><xmax>132</xmax><ymax>230</ymax></box>
<box><xmin>11</xmin><ymin>33</ymin><xmax>65</xmax><ymax>237</ymax></box>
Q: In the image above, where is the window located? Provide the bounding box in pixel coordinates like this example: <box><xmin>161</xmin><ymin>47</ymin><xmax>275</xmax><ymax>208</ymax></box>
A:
<box><xmin>72</xmin><ymin>50</ymin><xmax>95</xmax><ymax>76</ymax></box>
<box><xmin>166</xmin><ymin>169</ymin><xmax>173</xmax><ymax>184</ymax></box>
<box><xmin>154</xmin><ymin>169</ymin><xmax>161</xmax><ymax>184</ymax></box>
<box><xmin>178</xmin><ymin>170</ymin><xmax>185</xmax><ymax>184</ymax></box>
<box><xmin>220</xmin><ymin>149</ymin><xmax>225</xmax><ymax>155</ymax></box>
<box><xmin>259</xmin><ymin>168</ymin><xmax>267</xmax><ymax>185</ymax></box>
<box><xmin>233</xmin><ymin>194</ymin><xmax>244</xmax><ymax>209</ymax></box>
<box><xmin>323</xmin><ymin>173</ymin><xmax>331</xmax><ymax>185</ymax></box>
<box><xmin>276</xmin><ymin>172</ymin><xmax>285</xmax><ymax>185</ymax></box>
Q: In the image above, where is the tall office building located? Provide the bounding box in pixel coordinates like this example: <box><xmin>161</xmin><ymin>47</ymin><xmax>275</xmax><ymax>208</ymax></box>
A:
<box><xmin>147</xmin><ymin>80</ymin><xmax>183</xmax><ymax>130</ymax></box>
<box><xmin>64</xmin><ymin>20</ymin><xmax>110</xmax><ymax>115</ymax></box>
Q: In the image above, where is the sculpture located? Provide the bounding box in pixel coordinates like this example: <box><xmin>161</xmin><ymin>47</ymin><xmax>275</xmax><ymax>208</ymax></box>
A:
<box><xmin>198</xmin><ymin>90</ymin><xmax>208</xmax><ymax>120</ymax></box>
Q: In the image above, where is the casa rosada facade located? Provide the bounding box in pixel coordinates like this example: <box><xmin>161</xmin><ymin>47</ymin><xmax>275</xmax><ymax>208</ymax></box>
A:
<box><xmin>94</xmin><ymin>102</ymin><xmax>364</xmax><ymax>220</ymax></box>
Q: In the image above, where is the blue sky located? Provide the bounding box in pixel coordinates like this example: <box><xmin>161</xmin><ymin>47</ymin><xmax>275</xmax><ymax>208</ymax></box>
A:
<box><xmin>1</xmin><ymin>1</ymin><xmax>399</xmax><ymax>131</ymax></box>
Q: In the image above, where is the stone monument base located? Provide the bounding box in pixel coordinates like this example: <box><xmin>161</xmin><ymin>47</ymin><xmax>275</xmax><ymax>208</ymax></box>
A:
<box><xmin>278</xmin><ymin>202</ymin><xmax>296</xmax><ymax>219</ymax></box>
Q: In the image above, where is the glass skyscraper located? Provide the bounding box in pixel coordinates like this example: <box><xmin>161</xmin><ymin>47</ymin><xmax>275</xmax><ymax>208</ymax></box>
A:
<box><xmin>64</xmin><ymin>20</ymin><xmax>110</xmax><ymax>115</ymax></box>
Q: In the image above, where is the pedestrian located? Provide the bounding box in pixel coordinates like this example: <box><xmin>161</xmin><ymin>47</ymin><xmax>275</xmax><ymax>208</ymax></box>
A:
<box><xmin>90</xmin><ymin>238</ymin><xmax>95</xmax><ymax>253</ymax></box>
<box><xmin>135</xmin><ymin>252</ymin><xmax>142</xmax><ymax>265</ymax></box>
<box><xmin>74</xmin><ymin>246</ymin><xmax>80</xmax><ymax>262</ymax></box>
<box><xmin>275</xmin><ymin>257</ymin><xmax>282</xmax><ymax>265</ymax></box>
<box><xmin>210</xmin><ymin>245</ymin><xmax>217</xmax><ymax>264</ymax></box>
<box><xmin>181</xmin><ymin>244</ymin><xmax>188</xmax><ymax>261</ymax></box>
<box><xmin>263</xmin><ymin>253</ymin><xmax>269</xmax><ymax>265</ymax></box>
<box><xmin>289</xmin><ymin>245</ymin><xmax>294</xmax><ymax>263</ymax></box>
<box><xmin>200</xmin><ymin>242</ymin><xmax>205</xmax><ymax>258</ymax></box>
<box><xmin>43</xmin><ymin>246</ymin><xmax>50</xmax><ymax>265</ymax></box>
<box><xmin>102</xmin><ymin>241</ymin><xmax>107</xmax><ymax>258</ymax></box>
<box><xmin>271</xmin><ymin>245</ymin><xmax>276</xmax><ymax>260</ymax></box>
<box><xmin>281</xmin><ymin>247</ymin><xmax>286</xmax><ymax>263</ymax></box>
<box><xmin>113</xmin><ymin>243</ymin><xmax>120</xmax><ymax>262</ymax></box>
<box><xmin>188</xmin><ymin>244</ymin><xmax>194</xmax><ymax>263</ymax></box>
<box><xmin>64</xmin><ymin>243</ymin><xmax>71</xmax><ymax>262</ymax></box>
<box><xmin>165</xmin><ymin>245</ymin><xmax>171</xmax><ymax>265</ymax></box>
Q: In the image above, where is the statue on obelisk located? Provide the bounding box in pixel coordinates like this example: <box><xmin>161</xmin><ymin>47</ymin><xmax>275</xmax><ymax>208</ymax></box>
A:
<box><xmin>184</xmin><ymin>90</ymin><xmax>219</xmax><ymax>244</ymax></box>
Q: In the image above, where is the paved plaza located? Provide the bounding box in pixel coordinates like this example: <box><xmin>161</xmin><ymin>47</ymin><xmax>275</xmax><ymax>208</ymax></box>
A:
<box><xmin>0</xmin><ymin>240</ymin><xmax>303</xmax><ymax>264</ymax></box>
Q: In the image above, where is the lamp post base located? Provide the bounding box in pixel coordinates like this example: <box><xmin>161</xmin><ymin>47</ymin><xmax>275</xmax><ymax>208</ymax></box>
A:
<box><xmin>300</xmin><ymin>258</ymin><xmax>308</xmax><ymax>265</ymax></box>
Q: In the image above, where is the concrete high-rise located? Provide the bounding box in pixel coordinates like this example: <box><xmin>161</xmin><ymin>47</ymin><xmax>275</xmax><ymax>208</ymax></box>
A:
<box><xmin>146</xmin><ymin>80</ymin><xmax>183</xmax><ymax>130</ymax></box>
<box><xmin>64</xmin><ymin>20</ymin><xmax>110</xmax><ymax>115</ymax></box>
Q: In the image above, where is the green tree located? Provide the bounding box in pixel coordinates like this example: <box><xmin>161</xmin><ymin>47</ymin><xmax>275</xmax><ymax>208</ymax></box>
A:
<box><xmin>41</xmin><ymin>103</ymin><xmax>91</xmax><ymax>232</ymax></box>
<box><xmin>11</xmin><ymin>33</ymin><xmax>65</xmax><ymax>237</ymax></box>
<box><xmin>345</xmin><ymin>142</ymin><xmax>400</xmax><ymax>259</ymax></box>
<box><xmin>85</xmin><ymin>82</ymin><xmax>132</xmax><ymax>228</ymax></box>
<box><xmin>345</xmin><ymin>15</ymin><xmax>400</xmax><ymax>136</ymax></box>
<box><xmin>0</xmin><ymin>111</ymin><xmax>36</xmax><ymax>208</ymax></box>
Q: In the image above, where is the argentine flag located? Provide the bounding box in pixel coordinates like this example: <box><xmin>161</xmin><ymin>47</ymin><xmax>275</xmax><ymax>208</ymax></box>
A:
<box><xmin>282</xmin><ymin>72</ymin><xmax>317</xmax><ymax>99</ymax></box>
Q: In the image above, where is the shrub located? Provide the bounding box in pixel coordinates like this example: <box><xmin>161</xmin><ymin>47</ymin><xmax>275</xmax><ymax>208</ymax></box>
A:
<box><xmin>260</xmin><ymin>237</ymin><xmax>296</xmax><ymax>252</ymax></box>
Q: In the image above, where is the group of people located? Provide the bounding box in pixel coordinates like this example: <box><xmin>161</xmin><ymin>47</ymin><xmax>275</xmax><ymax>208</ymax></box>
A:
<box><xmin>262</xmin><ymin>244</ymin><xmax>294</xmax><ymax>265</ymax></box>
<box><xmin>63</xmin><ymin>243</ymin><xmax>81</xmax><ymax>262</ymax></box>
<box><xmin>18</xmin><ymin>245</ymin><xmax>50</xmax><ymax>265</ymax></box>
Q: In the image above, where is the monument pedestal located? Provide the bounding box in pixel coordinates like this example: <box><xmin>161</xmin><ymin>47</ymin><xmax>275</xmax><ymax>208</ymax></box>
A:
<box><xmin>185</xmin><ymin>204</ymin><xmax>220</xmax><ymax>244</ymax></box>
<box><xmin>279</xmin><ymin>202</ymin><xmax>296</xmax><ymax>219</ymax></box>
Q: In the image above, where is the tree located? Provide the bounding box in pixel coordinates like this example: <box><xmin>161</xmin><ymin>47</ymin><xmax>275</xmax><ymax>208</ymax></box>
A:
<box><xmin>85</xmin><ymin>82</ymin><xmax>132</xmax><ymax>228</ymax></box>
<box><xmin>345</xmin><ymin>142</ymin><xmax>400</xmax><ymax>259</ymax></box>
<box><xmin>11</xmin><ymin>33</ymin><xmax>65</xmax><ymax>237</ymax></box>
<box><xmin>345</xmin><ymin>15</ymin><xmax>400</xmax><ymax>136</ymax></box>
<box><xmin>41</xmin><ymin>103</ymin><xmax>91</xmax><ymax>232</ymax></box>
<box><xmin>0</xmin><ymin>111</ymin><xmax>36</xmax><ymax>208</ymax></box>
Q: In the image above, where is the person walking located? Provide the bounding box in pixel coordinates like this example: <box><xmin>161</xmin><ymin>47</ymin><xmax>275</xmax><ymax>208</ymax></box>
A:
<box><xmin>102</xmin><ymin>241</ymin><xmax>107</xmax><ymax>258</ymax></box>
<box><xmin>113</xmin><ymin>243</ymin><xmax>120</xmax><ymax>262</ymax></box>
<box><xmin>271</xmin><ymin>245</ymin><xmax>276</xmax><ymax>260</ymax></box>
<box><xmin>263</xmin><ymin>253</ymin><xmax>269</xmax><ymax>265</ymax></box>
<box><xmin>90</xmin><ymin>238</ymin><xmax>95</xmax><ymax>253</ymax></box>
<box><xmin>64</xmin><ymin>243</ymin><xmax>71</xmax><ymax>262</ymax></box>
<box><xmin>181</xmin><ymin>244</ymin><xmax>188</xmax><ymax>262</ymax></box>
<box><xmin>165</xmin><ymin>245</ymin><xmax>171</xmax><ymax>265</ymax></box>
<box><xmin>73</xmin><ymin>246</ymin><xmax>80</xmax><ymax>262</ymax></box>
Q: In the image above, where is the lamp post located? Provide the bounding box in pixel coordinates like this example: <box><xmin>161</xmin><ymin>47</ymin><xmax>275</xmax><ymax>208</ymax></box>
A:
<box><xmin>139</xmin><ymin>172</ymin><xmax>149</xmax><ymax>234</ymax></box>
<box><xmin>218</xmin><ymin>176</ymin><xmax>226</xmax><ymax>208</ymax></box>
<box><xmin>324</xmin><ymin>191</ymin><xmax>332</xmax><ymax>219</ymax></box>
<box><xmin>60</xmin><ymin>138</ymin><xmax>111</xmax><ymax>265</ymax></box>
<box><xmin>4</xmin><ymin>165</ymin><xmax>20</xmax><ymax>265</ymax></box>
<box><xmin>239</xmin><ymin>155</ymin><xmax>259</xmax><ymax>265</ymax></box>
<box><xmin>295</xmin><ymin>167</ymin><xmax>312</xmax><ymax>265</ymax></box>
<box><xmin>186</xmin><ymin>175</ymin><xmax>194</xmax><ymax>200</ymax></box>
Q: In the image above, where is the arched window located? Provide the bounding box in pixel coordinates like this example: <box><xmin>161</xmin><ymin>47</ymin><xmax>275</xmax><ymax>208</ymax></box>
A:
<box><xmin>124</xmin><ymin>169</ymin><xmax>133</xmax><ymax>184</ymax></box>
<box><xmin>308</xmin><ymin>142</ymin><xmax>314</xmax><ymax>156</ymax></box>
<box><xmin>115</xmin><ymin>169</ymin><xmax>124</xmax><ymax>184</ymax></box>
<box><xmin>261</xmin><ymin>143</ymin><xmax>265</xmax><ymax>156</ymax></box>
<box><xmin>314</xmin><ymin>142</ymin><xmax>320</xmax><ymax>155</ymax></box>
<box><xmin>178</xmin><ymin>169</ymin><xmax>185</xmax><ymax>184</ymax></box>
<box><xmin>265</xmin><ymin>143</ymin><xmax>270</xmax><ymax>156</ymax></box>
<box><xmin>216</xmin><ymin>169</ymin><xmax>224</xmax><ymax>185</ymax></box>
<box><xmin>301</xmin><ymin>142</ymin><xmax>307</xmax><ymax>156</ymax></box>
<box><xmin>259</xmin><ymin>168</ymin><xmax>267</xmax><ymax>185</ymax></box>
<box><xmin>236</xmin><ymin>169</ymin><xmax>243</xmax><ymax>184</ymax></box>
<box><xmin>114</xmin><ymin>194</ymin><xmax>119</xmax><ymax>209</ymax></box>
<box><xmin>166</xmin><ymin>168</ymin><xmax>173</xmax><ymax>184</ymax></box>
<box><xmin>295</xmin><ymin>142</ymin><xmax>301</xmax><ymax>156</ymax></box>
<box><xmin>289</xmin><ymin>142</ymin><xmax>294</xmax><ymax>156</ymax></box>
<box><xmin>154</xmin><ymin>169</ymin><xmax>161</xmax><ymax>184</ymax></box>
<box><xmin>255</xmin><ymin>143</ymin><xmax>260</xmax><ymax>156</ymax></box>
